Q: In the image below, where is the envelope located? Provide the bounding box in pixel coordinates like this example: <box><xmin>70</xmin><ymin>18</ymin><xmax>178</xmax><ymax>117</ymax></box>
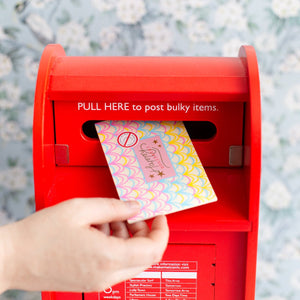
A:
<box><xmin>95</xmin><ymin>120</ymin><xmax>217</xmax><ymax>223</ymax></box>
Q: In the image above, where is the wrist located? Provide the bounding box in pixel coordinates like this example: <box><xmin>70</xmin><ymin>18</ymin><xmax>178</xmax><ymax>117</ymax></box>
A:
<box><xmin>0</xmin><ymin>223</ymin><xmax>18</xmax><ymax>293</ymax></box>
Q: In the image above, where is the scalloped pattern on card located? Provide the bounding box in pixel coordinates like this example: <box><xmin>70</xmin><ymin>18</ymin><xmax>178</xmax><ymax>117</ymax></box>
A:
<box><xmin>95</xmin><ymin>120</ymin><xmax>217</xmax><ymax>223</ymax></box>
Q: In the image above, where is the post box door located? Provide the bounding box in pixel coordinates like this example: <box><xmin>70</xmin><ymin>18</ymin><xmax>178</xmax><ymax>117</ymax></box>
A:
<box><xmin>84</xmin><ymin>243</ymin><xmax>216</xmax><ymax>300</ymax></box>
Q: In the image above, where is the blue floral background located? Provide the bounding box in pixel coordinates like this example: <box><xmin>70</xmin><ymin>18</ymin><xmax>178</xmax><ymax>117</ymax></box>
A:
<box><xmin>0</xmin><ymin>0</ymin><xmax>300</xmax><ymax>299</ymax></box>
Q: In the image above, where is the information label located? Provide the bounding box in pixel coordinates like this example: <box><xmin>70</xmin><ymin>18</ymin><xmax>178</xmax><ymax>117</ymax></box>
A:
<box><xmin>97</xmin><ymin>261</ymin><xmax>198</xmax><ymax>300</ymax></box>
<box><xmin>88</xmin><ymin>244</ymin><xmax>216</xmax><ymax>300</ymax></box>
<box><xmin>125</xmin><ymin>261</ymin><xmax>198</xmax><ymax>300</ymax></box>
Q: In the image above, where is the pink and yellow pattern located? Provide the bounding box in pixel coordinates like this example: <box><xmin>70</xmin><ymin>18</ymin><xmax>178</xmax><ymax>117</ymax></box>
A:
<box><xmin>95</xmin><ymin>121</ymin><xmax>217</xmax><ymax>223</ymax></box>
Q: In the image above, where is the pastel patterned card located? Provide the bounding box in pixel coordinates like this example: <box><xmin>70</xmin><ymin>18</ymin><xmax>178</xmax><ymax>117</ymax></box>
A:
<box><xmin>95</xmin><ymin>120</ymin><xmax>217</xmax><ymax>223</ymax></box>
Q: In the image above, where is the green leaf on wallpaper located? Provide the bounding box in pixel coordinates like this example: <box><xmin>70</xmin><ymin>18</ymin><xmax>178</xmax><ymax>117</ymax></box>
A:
<box><xmin>2</xmin><ymin>290</ymin><xmax>21</xmax><ymax>299</ymax></box>
<box><xmin>248</xmin><ymin>21</ymin><xmax>259</xmax><ymax>32</ymax></box>
<box><xmin>90</xmin><ymin>41</ymin><xmax>101</xmax><ymax>52</ymax></box>
<box><xmin>266</xmin><ymin>9</ymin><xmax>286</xmax><ymax>34</ymax></box>
<box><xmin>21</xmin><ymin>90</ymin><xmax>35</xmax><ymax>105</ymax></box>
<box><xmin>0</xmin><ymin>90</ymin><xmax>6</xmax><ymax>99</ymax></box>
<box><xmin>7</xmin><ymin>158</ymin><xmax>18</xmax><ymax>167</ymax></box>
<box><xmin>56</xmin><ymin>10</ymin><xmax>71</xmax><ymax>25</ymax></box>
<box><xmin>7</xmin><ymin>48</ymin><xmax>22</xmax><ymax>72</ymax></box>
<box><xmin>83</xmin><ymin>15</ymin><xmax>95</xmax><ymax>30</ymax></box>
<box><xmin>71</xmin><ymin>0</ymin><xmax>81</xmax><ymax>6</ymax></box>
<box><xmin>4</xmin><ymin>26</ymin><xmax>20</xmax><ymax>39</ymax></box>
<box><xmin>176</xmin><ymin>20</ymin><xmax>185</xmax><ymax>33</ymax></box>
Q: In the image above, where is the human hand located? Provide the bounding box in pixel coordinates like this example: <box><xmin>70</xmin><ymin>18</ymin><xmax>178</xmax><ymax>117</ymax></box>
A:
<box><xmin>0</xmin><ymin>198</ymin><xmax>169</xmax><ymax>293</ymax></box>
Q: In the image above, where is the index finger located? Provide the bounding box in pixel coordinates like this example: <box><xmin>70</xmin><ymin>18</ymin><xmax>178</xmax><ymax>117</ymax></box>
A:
<box><xmin>122</xmin><ymin>215</ymin><xmax>169</xmax><ymax>268</ymax></box>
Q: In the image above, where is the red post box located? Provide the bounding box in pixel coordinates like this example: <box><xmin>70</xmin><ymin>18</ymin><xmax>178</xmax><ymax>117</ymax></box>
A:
<box><xmin>33</xmin><ymin>44</ymin><xmax>261</xmax><ymax>300</ymax></box>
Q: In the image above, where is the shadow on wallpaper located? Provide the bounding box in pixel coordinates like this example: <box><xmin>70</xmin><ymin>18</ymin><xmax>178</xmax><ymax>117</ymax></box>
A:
<box><xmin>0</xmin><ymin>0</ymin><xmax>300</xmax><ymax>299</ymax></box>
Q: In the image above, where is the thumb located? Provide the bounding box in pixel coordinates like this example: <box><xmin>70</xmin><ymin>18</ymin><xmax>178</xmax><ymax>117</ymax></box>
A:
<box><xmin>68</xmin><ymin>198</ymin><xmax>140</xmax><ymax>226</ymax></box>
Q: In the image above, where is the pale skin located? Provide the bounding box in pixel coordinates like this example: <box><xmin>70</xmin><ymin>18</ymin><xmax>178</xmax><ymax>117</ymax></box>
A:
<box><xmin>0</xmin><ymin>197</ymin><xmax>169</xmax><ymax>294</ymax></box>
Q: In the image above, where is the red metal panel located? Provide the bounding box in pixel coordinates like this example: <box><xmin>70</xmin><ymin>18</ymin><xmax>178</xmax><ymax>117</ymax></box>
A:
<box><xmin>48</xmin><ymin>56</ymin><xmax>248</xmax><ymax>102</ymax></box>
<box><xmin>41</xmin><ymin>167</ymin><xmax>250</xmax><ymax>232</ymax></box>
<box><xmin>239</xmin><ymin>45</ymin><xmax>261</xmax><ymax>300</ymax></box>
<box><xmin>41</xmin><ymin>292</ymin><xmax>82</xmax><ymax>300</ymax></box>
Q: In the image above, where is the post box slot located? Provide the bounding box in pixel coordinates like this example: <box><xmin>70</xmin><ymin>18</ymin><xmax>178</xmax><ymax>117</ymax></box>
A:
<box><xmin>82</xmin><ymin>120</ymin><xmax>100</xmax><ymax>139</ymax></box>
<box><xmin>184</xmin><ymin>121</ymin><xmax>217</xmax><ymax>140</ymax></box>
<box><xmin>82</xmin><ymin>120</ymin><xmax>217</xmax><ymax>141</ymax></box>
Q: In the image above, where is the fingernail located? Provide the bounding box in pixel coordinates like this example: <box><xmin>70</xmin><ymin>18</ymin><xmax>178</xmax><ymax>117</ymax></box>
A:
<box><xmin>125</xmin><ymin>201</ymin><xmax>141</xmax><ymax>210</ymax></box>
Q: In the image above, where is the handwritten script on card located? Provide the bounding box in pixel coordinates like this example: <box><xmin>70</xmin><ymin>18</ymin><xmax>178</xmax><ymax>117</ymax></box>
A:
<box><xmin>134</xmin><ymin>136</ymin><xmax>176</xmax><ymax>182</ymax></box>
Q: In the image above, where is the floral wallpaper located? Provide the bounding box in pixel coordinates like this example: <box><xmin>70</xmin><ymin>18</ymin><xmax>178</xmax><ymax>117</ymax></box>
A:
<box><xmin>0</xmin><ymin>0</ymin><xmax>300</xmax><ymax>299</ymax></box>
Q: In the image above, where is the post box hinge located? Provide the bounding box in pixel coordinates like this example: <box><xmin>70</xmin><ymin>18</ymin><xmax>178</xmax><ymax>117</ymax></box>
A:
<box><xmin>55</xmin><ymin>144</ymin><xmax>69</xmax><ymax>165</ymax></box>
<box><xmin>229</xmin><ymin>145</ymin><xmax>243</xmax><ymax>166</ymax></box>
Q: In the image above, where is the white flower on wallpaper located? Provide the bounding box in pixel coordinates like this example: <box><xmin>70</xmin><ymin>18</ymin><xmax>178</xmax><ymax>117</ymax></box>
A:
<box><xmin>187</xmin><ymin>0</ymin><xmax>209</xmax><ymax>9</ymax></box>
<box><xmin>222</xmin><ymin>38</ymin><xmax>248</xmax><ymax>57</ymax></box>
<box><xmin>260</xmin><ymin>73</ymin><xmax>276</xmax><ymax>98</ymax></box>
<box><xmin>116</xmin><ymin>0</ymin><xmax>146</xmax><ymax>24</ymax></box>
<box><xmin>256</xmin><ymin>259</ymin><xmax>278</xmax><ymax>281</ymax></box>
<box><xmin>258</xmin><ymin>222</ymin><xmax>274</xmax><ymax>242</ymax></box>
<box><xmin>99</xmin><ymin>26</ymin><xmax>120</xmax><ymax>50</ymax></box>
<box><xmin>285</xmin><ymin>85</ymin><xmax>300</xmax><ymax>111</ymax></box>
<box><xmin>159</xmin><ymin>0</ymin><xmax>187</xmax><ymax>21</ymax></box>
<box><xmin>0</xmin><ymin>166</ymin><xmax>28</xmax><ymax>191</ymax></box>
<box><xmin>288</xmin><ymin>123</ymin><xmax>300</xmax><ymax>145</ymax></box>
<box><xmin>186</xmin><ymin>18</ymin><xmax>215</xmax><ymax>43</ymax></box>
<box><xmin>283</xmin><ymin>154</ymin><xmax>300</xmax><ymax>173</ymax></box>
<box><xmin>261</xmin><ymin>297</ymin><xmax>287</xmax><ymax>300</ymax></box>
<box><xmin>291</xmin><ymin>270</ymin><xmax>300</xmax><ymax>290</ymax></box>
<box><xmin>271</xmin><ymin>0</ymin><xmax>300</xmax><ymax>18</ymax></box>
<box><xmin>22</xmin><ymin>106</ymin><xmax>34</xmax><ymax>129</ymax></box>
<box><xmin>263</xmin><ymin>180</ymin><xmax>291</xmax><ymax>210</ymax></box>
<box><xmin>262</xmin><ymin>120</ymin><xmax>280</xmax><ymax>147</ymax></box>
<box><xmin>57</xmin><ymin>21</ymin><xmax>90</xmax><ymax>52</ymax></box>
<box><xmin>280</xmin><ymin>50</ymin><xmax>300</xmax><ymax>72</ymax></box>
<box><xmin>0</xmin><ymin>82</ymin><xmax>21</xmax><ymax>109</ymax></box>
<box><xmin>25</xmin><ymin>13</ymin><xmax>54</xmax><ymax>44</ymax></box>
<box><xmin>214</xmin><ymin>1</ymin><xmax>247</xmax><ymax>31</ymax></box>
<box><xmin>0</xmin><ymin>116</ymin><xmax>26</xmax><ymax>142</ymax></box>
<box><xmin>0</xmin><ymin>53</ymin><xmax>13</xmax><ymax>78</ymax></box>
<box><xmin>254</xmin><ymin>33</ymin><xmax>277</xmax><ymax>53</ymax></box>
<box><xmin>92</xmin><ymin>0</ymin><xmax>117</xmax><ymax>12</ymax></box>
<box><xmin>30</xmin><ymin>0</ymin><xmax>54</xmax><ymax>9</ymax></box>
<box><xmin>143</xmin><ymin>21</ymin><xmax>172</xmax><ymax>55</ymax></box>
<box><xmin>24</xmin><ymin>57</ymin><xmax>39</xmax><ymax>81</ymax></box>
<box><xmin>278</xmin><ymin>239</ymin><xmax>300</xmax><ymax>260</ymax></box>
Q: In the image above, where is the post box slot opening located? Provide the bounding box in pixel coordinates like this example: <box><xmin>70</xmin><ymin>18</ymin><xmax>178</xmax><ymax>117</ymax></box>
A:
<box><xmin>82</xmin><ymin>120</ymin><xmax>217</xmax><ymax>140</ymax></box>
